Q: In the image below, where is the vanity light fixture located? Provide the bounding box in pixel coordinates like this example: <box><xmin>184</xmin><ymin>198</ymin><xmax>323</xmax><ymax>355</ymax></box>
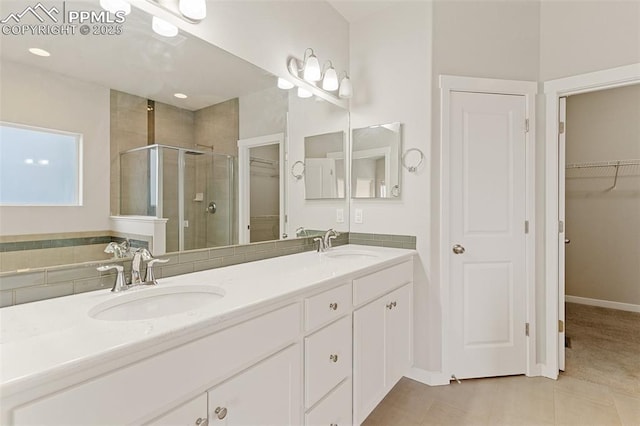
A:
<box><xmin>297</xmin><ymin>87</ymin><xmax>313</xmax><ymax>99</ymax></box>
<box><xmin>146</xmin><ymin>0</ymin><xmax>206</xmax><ymax>23</ymax></box>
<box><xmin>338</xmin><ymin>72</ymin><xmax>352</xmax><ymax>99</ymax></box>
<box><xmin>178</xmin><ymin>0</ymin><xmax>206</xmax><ymax>21</ymax></box>
<box><xmin>284</xmin><ymin>48</ymin><xmax>352</xmax><ymax>101</ymax></box>
<box><xmin>321</xmin><ymin>61</ymin><xmax>339</xmax><ymax>91</ymax></box>
<box><xmin>28</xmin><ymin>47</ymin><xmax>50</xmax><ymax>57</ymax></box>
<box><xmin>277</xmin><ymin>78</ymin><xmax>295</xmax><ymax>90</ymax></box>
<box><xmin>99</xmin><ymin>0</ymin><xmax>131</xmax><ymax>15</ymax></box>
<box><xmin>152</xmin><ymin>16</ymin><xmax>179</xmax><ymax>37</ymax></box>
<box><xmin>302</xmin><ymin>48</ymin><xmax>321</xmax><ymax>82</ymax></box>
<box><xmin>174</xmin><ymin>93</ymin><xmax>188</xmax><ymax>99</ymax></box>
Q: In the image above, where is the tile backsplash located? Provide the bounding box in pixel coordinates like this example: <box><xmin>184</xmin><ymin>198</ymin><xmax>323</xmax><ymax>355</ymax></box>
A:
<box><xmin>0</xmin><ymin>232</ymin><xmax>415</xmax><ymax>307</ymax></box>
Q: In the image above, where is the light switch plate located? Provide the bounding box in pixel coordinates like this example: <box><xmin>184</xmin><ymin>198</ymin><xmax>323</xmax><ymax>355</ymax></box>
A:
<box><xmin>336</xmin><ymin>208</ymin><xmax>344</xmax><ymax>223</ymax></box>
<box><xmin>354</xmin><ymin>209</ymin><xmax>363</xmax><ymax>224</ymax></box>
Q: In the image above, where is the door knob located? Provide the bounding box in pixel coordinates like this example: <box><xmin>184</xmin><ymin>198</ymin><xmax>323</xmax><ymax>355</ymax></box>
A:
<box><xmin>452</xmin><ymin>244</ymin><xmax>465</xmax><ymax>254</ymax></box>
<box><xmin>565</xmin><ymin>239</ymin><xmax>570</xmax><ymax>244</ymax></box>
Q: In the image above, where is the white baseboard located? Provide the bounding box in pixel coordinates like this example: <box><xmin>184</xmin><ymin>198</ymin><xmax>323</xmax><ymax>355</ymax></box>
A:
<box><xmin>405</xmin><ymin>367</ymin><xmax>450</xmax><ymax>386</ymax></box>
<box><xmin>565</xmin><ymin>295</ymin><xmax>640</xmax><ymax>313</ymax></box>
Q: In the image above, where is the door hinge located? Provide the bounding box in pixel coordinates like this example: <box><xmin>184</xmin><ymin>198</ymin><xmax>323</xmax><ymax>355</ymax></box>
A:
<box><xmin>525</xmin><ymin>221</ymin><xmax>529</xmax><ymax>234</ymax></box>
<box><xmin>558</xmin><ymin>320</ymin><xmax>564</xmax><ymax>333</ymax></box>
<box><xmin>559</xmin><ymin>220</ymin><xmax>564</xmax><ymax>233</ymax></box>
<box><xmin>525</xmin><ymin>323</ymin><xmax>530</xmax><ymax>337</ymax></box>
<box><xmin>525</xmin><ymin>119</ymin><xmax>530</xmax><ymax>133</ymax></box>
<box><xmin>559</xmin><ymin>121</ymin><xmax>565</xmax><ymax>134</ymax></box>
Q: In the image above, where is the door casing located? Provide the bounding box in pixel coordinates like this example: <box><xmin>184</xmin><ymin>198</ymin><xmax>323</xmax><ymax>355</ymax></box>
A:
<box><xmin>543</xmin><ymin>63</ymin><xmax>640</xmax><ymax>379</ymax></box>
<box><xmin>237</xmin><ymin>133</ymin><xmax>286</xmax><ymax>245</ymax></box>
<box><xmin>439</xmin><ymin>75</ymin><xmax>538</xmax><ymax>380</ymax></box>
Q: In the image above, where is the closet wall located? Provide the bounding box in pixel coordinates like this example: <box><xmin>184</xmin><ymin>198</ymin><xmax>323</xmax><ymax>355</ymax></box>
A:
<box><xmin>565</xmin><ymin>84</ymin><xmax>640</xmax><ymax>307</ymax></box>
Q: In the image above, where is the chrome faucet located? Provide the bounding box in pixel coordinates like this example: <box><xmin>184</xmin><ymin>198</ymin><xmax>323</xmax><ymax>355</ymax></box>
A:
<box><xmin>323</xmin><ymin>229</ymin><xmax>340</xmax><ymax>249</ymax></box>
<box><xmin>103</xmin><ymin>239</ymin><xmax>130</xmax><ymax>259</ymax></box>
<box><xmin>131</xmin><ymin>248</ymin><xmax>153</xmax><ymax>285</ymax></box>
<box><xmin>97</xmin><ymin>248</ymin><xmax>169</xmax><ymax>292</ymax></box>
<box><xmin>314</xmin><ymin>229</ymin><xmax>340</xmax><ymax>252</ymax></box>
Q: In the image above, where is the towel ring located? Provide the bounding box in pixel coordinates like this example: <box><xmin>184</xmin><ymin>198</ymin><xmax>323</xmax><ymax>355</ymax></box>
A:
<box><xmin>291</xmin><ymin>160</ymin><xmax>305</xmax><ymax>180</ymax></box>
<box><xmin>402</xmin><ymin>148</ymin><xmax>425</xmax><ymax>173</ymax></box>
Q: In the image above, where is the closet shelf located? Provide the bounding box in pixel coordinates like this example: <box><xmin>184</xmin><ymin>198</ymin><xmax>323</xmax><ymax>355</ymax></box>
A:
<box><xmin>565</xmin><ymin>159</ymin><xmax>640</xmax><ymax>190</ymax></box>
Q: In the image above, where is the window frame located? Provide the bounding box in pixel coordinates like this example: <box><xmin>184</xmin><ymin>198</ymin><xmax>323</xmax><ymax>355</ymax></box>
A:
<box><xmin>0</xmin><ymin>121</ymin><xmax>83</xmax><ymax>207</ymax></box>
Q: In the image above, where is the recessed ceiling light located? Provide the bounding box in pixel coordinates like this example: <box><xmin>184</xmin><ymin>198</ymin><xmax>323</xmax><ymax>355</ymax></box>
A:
<box><xmin>24</xmin><ymin>158</ymin><xmax>34</xmax><ymax>165</ymax></box>
<box><xmin>29</xmin><ymin>48</ymin><xmax>50</xmax><ymax>57</ymax></box>
<box><xmin>38</xmin><ymin>159</ymin><xmax>50</xmax><ymax>165</ymax></box>
<box><xmin>174</xmin><ymin>93</ymin><xmax>188</xmax><ymax>99</ymax></box>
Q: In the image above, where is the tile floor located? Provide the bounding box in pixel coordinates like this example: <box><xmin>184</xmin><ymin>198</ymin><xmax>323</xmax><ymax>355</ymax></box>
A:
<box><xmin>362</xmin><ymin>374</ymin><xmax>640</xmax><ymax>425</ymax></box>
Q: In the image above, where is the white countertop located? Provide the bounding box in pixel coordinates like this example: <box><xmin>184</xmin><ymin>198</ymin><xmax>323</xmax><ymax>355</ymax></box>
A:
<box><xmin>0</xmin><ymin>245</ymin><xmax>414</xmax><ymax>398</ymax></box>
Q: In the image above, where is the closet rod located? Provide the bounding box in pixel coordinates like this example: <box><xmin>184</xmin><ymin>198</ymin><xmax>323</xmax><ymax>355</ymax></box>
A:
<box><xmin>566</xmin><ymin>159</ymin><xmax>640</xmax><ymax>169</ymax></box>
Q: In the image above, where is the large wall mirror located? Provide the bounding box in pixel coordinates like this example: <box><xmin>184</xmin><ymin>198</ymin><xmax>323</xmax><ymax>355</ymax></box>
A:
<box><xmin>0</xmin><ymin>1</ymin><xmax>348</xmax><ymax>273</ymax></box>
<box><xmin>351</xmin><ymin>122</ymin><xmax>402</xmax><ymax>198</ymax></box>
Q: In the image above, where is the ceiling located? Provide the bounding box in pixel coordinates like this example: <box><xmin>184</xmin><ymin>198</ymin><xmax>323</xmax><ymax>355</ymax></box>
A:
<box><xmin>0</xmin><ymin>1</ymin><xmax>275</xmax><ymax>110</ymax></box>
<box><xmin>327</xmin><ymin>1</ymin><xmax>397</xmax><ymax>24</ymax></box>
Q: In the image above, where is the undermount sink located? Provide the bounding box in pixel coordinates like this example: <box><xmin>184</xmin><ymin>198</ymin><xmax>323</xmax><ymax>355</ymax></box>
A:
<box><xmin>322</xmin><ymin>249</ymin><xmax>380</xmax><ymax>260</ymax></box>
<box><xmin>89</xmin><ymin>285</ymin><xmax>225</xmax><ymax>321</ymax></box>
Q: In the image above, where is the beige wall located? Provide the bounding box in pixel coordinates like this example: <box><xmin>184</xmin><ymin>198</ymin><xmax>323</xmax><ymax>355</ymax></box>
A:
<box><xmin>0</xmin><ymin>61</ymin><xmax>111</xmax><ymax>236</ymax></box>
<box><xmin>540</xmin><ymin>1</ymin><xmax>640</xmax><ymax>81</ymax></box>
<box><xmin>565</xmin><ymin>85</ymin><xmax>640</xmax><ymax>305</ymax></box>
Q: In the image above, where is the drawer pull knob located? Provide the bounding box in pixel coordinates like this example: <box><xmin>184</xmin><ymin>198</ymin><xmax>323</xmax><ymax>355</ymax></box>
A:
<box><xmin>386</xmin><ymin>303</ymin><xmax>393</xmax><ymax>310</ymax></box>
<box><xmin>329</xmin><ymin>302</ymin><xmax>338</xmax><ymax>310</ymax></box>
<box><xmin>329</xmin><ymin>354</ymin><xmax>339</xmax><ymax>362</ymax></box>
<box><xmin>214</xmin><ymin>407</ymin><xmax>227</xmax><ymax>420</ymax></box>
<box><xmin>330</xmin><ymin>424</ymin><xmax>338</xmax><ymax>426</ymax></box>
<box><xmin>195</xmin><ymin>418</ymin><xmax>208</xmax><ymax>426</ymax></box>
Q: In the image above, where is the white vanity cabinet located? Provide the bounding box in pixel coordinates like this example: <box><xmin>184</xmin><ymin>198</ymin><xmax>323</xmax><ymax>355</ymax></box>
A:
<box><xmin>146</xmin><ymin>394</ymin><xmax>208</xmax><ymax>426</ymax></box>
<box><xmin>303</xmin><ymin>283</ymin><xmax>353</xmax><ymax>425</ymax></box>
<box><xmin>353</xmin><ymin>261</ymin><xmax>413</xmax><ymax>425</ymax></box>
<box><xmin>206</xmin><ymin>344</ymin><xmax>302</xmax><ymax>426</ymax></box>
<box><xmin>2</xmin><ymin>248</ymin><xmax>416</xmax><ymax>426</ymax></box>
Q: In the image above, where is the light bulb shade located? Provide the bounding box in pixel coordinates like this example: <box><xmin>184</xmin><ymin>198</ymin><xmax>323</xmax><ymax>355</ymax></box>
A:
<box><xmin>303</xmin><ymin>54</ymin><xmax>321</xmax><ymax>82</ymax></box>
<box><xmin>339</xmin><ymin>76</ymin><xmax>353</xmax><ymax>99</ymax></box>
<box><xmin>277</xmin><ymin>78</ymin><xmax>294</xmax><ymax>90</ymax></box>
<box><xmin>179</xmin><ymin>0</ymin><xmax>207</xmax><ymax>20</ymax></box>
<box><xmin>152</xmin><ymin>16</ymin><xmax>179</xmax><ymax>37</ymax></box>
<box><xmin>297</xmin><ymin>87</ymin><xmax>313</xmax><ymax>98</ymax></box>
<box><xmin>100</xmin><ymin>0</ymin><xmax>131</xmax><ymax>15</ymax></box>
<box><xmin>322</xmin><ymin>67</ymin><xmax>339</xmax><ymax>91</ymax></box>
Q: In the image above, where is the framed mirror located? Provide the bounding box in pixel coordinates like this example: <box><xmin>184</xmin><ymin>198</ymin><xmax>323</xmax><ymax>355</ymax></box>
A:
<box><xmin>304</xmin><ymin>131</ymin><xmax>346</xmax><ymax>200</ymax></box>
<box><xmin>351</xmin><ymin>122</ymin><xmax>402</xmax><ymax>199</ymax></box>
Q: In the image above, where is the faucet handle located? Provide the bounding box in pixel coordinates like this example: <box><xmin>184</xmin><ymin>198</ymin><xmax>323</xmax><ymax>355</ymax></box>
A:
<box><xmin>97</xmin><ymin>264</ymin><xmax>127</xmax><ymax>292</ymax></box>
<box><xmin>146</xmin><ymin>258</ymin><xmax>169</xmax><ymax>284</ymax></box>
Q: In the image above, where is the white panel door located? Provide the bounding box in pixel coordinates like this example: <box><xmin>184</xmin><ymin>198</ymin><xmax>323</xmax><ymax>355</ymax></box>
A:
<box><xmin>449</xmin><ymin>91</ymin><xmax>527</xmax><ymax>379</ymax></box>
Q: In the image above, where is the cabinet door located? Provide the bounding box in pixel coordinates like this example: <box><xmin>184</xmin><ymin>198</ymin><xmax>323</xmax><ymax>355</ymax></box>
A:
<box><xmin>147</xmin><ymin>394</ymin><xmax>207</xmax><ymax>426</ymax></box>
<box><xmin>207</xmin><ymin>344</ymin><xmax>301</xmax><ymax>426</ymax></box>
<box><xmin>353</xmin><ymin>298</ymin><xmax>385</xmax><ymax>425</ymax></box>
<box><xmin>385</xmin><ymin>283</ymin><xmax>413</xmax><ymax>389</ymax></box>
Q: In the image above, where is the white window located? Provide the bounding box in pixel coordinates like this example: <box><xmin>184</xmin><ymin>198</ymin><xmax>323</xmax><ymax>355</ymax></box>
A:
<box><xmin>0</xmin><ymin>122</ymin><xmax>82</xmax><ymax>206</ymax></box>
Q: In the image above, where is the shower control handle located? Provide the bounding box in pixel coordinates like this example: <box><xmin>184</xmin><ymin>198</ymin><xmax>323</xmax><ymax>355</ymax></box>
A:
<box><xmin>206</xmin><ymin>201</ymin><xmax>217</xmax><ymax>214</ymax></box>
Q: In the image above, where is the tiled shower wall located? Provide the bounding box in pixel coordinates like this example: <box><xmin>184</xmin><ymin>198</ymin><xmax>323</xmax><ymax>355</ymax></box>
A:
<box><xmin>0</xmin><ymin>232</ymin><xmax>415</xmax><ymax>307</ymax></box>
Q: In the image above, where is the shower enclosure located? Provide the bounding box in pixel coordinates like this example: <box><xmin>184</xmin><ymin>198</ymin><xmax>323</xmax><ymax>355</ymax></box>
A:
<box><xmin>120</xmin><ymin>144</ymin><xmax>235</xmax><ymax>253</ymax></box>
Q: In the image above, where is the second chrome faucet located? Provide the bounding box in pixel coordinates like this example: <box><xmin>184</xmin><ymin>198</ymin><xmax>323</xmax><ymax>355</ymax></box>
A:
<box><xmin>314</xmin><ymin>229</ymin><xmax>340</xmax><ymax>252</ymax></box>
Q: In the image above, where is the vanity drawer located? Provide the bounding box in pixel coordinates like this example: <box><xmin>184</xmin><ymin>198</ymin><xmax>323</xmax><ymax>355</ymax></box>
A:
<box><xmin>353</xmin><ymin>260</ymin><xmax>412</xmax><ymax>306</ymax></box>
<box><xmin>305</xmin><ymin>378</ymin><xmax>352</xmax><ymax>426</ymax></box>
<box><xmin>305</xmin><ymin>283</ymin><xmax>351</xmax><ymax>331</ymax></box>
<box><xmin>305</xmin><ymin>316</ymin><xmax>352</xmax><ymax>408</ymax></box>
